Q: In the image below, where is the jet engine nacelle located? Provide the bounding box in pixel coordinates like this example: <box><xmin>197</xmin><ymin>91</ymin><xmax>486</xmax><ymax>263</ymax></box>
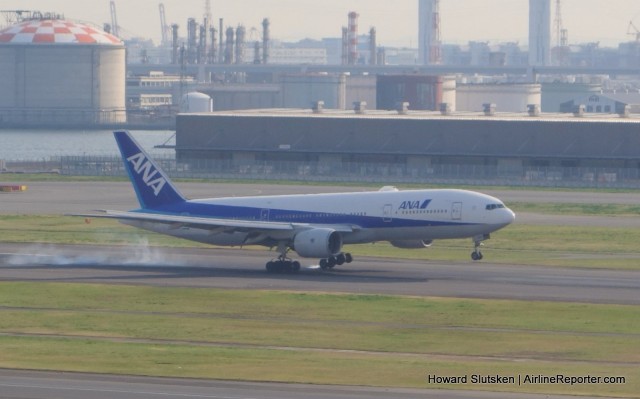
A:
<box><xmin>389</xmin><ymin>239</ymin><xmax>433</xmax><ymax>249</ymax></box>
<box><xmin>293</xmin><ymin>228</ymin><xmax>343</xmax><ymax>258</ymax></box>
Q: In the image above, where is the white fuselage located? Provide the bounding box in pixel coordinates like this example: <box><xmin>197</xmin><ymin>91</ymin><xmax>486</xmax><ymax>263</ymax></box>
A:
<box><xmin>126</xmin><ymin>188</ymin><xmax>515</xmax><ymax>250</ymax></box>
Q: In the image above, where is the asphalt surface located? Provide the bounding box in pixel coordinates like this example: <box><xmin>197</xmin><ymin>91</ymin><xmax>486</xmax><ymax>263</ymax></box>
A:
<box><xmin>0</xmin><ymin>369</ymin><xmax>622</xmax><ymax>399</ymax></box>
<box><xmin>1</xmin><ymin>243</ymin><xmax>639</xmax><ymax>304</ymax></box>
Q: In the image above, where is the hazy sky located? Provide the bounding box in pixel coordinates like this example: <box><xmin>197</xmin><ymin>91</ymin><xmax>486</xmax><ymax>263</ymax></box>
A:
<box><xmin>4</xmin><ymin>1</ymin><xmax>640</xmax><ymax>47</ymax></box>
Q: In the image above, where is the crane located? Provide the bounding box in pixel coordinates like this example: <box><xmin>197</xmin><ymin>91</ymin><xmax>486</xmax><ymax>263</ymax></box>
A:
<box><xmin>628</xmin><ymin>20</ymin><xmax>640</xmax><ymax>42</ymax></box>
<box><xmin>110</xmin><ymin>0</ymin><xmax>119</xmax><ymax>37</ymax></box>
<box><xmin>159</xmin><ymin>3</ymin><xmax>170</xmax><ymax>46</ymax></box>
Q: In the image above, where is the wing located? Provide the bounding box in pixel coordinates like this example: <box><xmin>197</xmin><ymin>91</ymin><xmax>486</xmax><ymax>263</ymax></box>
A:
<box><xmin>70</xmin><ymin>210</ymin><xmax>355</xmax><ymax>234</ymax></box>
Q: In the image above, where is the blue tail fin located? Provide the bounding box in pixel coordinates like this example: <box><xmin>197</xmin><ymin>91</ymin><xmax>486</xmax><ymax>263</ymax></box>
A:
<box><xmin>114</xmin><ymin>131</ymin><xmax>185</xmax><ymax>209</ymax></box>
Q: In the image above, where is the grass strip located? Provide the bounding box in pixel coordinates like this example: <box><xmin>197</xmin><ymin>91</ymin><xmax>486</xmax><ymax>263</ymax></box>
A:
<box><xmin>1</xmin><ymin>310</ymin><xmax>639</xmax><ymax>363</ymax></box>
<box><xmin>0</xmin><ymin>282</ymin><xmax>638</xmax><ymax>397</ymax></box>
<box><xmin>2</xmin><ymin>283</ymin><xmax>640</xmax><ymax>335</ymax></box>
<box><xmin>0</xmin><ymin>335</ymin><xmax>637</xmax><ymax>397</ymax></box>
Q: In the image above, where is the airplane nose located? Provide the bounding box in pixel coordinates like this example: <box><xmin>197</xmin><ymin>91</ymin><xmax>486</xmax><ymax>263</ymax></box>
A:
<box><xmin>504</xmin><ymin>208</ymin><xmax>516</xmax><ymax>224</ymax></box>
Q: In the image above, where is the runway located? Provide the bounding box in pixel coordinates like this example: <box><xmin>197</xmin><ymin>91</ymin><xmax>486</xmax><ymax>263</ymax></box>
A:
<box><xmin>1</xmin><ymin>243</ymin><xmax>639</xmax><ymax>305</ymax></box>
<box><xmin>0</xmin><ymin>369</ymin><xmax>620</xmax><ymax>399</ymax></box>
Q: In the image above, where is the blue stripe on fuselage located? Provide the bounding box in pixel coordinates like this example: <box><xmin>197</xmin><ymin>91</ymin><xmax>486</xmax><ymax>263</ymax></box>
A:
<box><xmin>139</xmin><ymin>201</ymin><xmax>477</xmax><ymax>229</ymax></box>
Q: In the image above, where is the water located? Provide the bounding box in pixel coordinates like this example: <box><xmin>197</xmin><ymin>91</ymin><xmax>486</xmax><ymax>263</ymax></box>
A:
<box><xmin>0</xmin><ymin>129</ymin><xmax>176</xmax><ymax>161</ymax></box>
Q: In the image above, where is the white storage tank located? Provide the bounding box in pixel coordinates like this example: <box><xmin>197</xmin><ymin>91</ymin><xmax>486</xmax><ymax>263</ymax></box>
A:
<box><xmin>456</xmin><ymin>84</ymin><xmax>541</xmax><ymax>113</ymax></box>
<box><xmin>181</xmin><ymin>92</ymin><xmax>213</xmax><ymax>113</ymax></box>
<box><xmin>0</xmin><ymin>18</ymin><xmax>126</xmax><ymax>126</ymax></box>
<box><xmin>281</xmin><ymin>74</ymin><xmax>347</xmax><ymax>110</ymax></box>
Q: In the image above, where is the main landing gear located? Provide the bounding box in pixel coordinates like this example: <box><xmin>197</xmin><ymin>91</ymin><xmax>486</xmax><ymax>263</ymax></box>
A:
<box><xmin>266</xmin><ymin>245</ymin><xmax>301</xmax><ymax>273</ymax></box>
<box><xmin>319</xmin><ymin>253</ymin><xmax>353</xmax><ymax>270</ymax></box>
<box><xmin>266</xmin><ymin>258</ymin><xmax>301</xmax><ymax>273</ymax></box>
<box><xmin>265</xmin><ymin>244</ymin><xmax>354</xmax><ymax>273</ymax></box>
<box><xmin>471</xmin><ymin>234</ymin><xmax>490</xmax><ymax>261</ymax></box>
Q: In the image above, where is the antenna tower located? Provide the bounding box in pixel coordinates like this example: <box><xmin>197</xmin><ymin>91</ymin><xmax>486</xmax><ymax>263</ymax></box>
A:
<box><xmin>110</xmin><ymin>0</ymin><xmax>119</xmax><ymax>37</ymax></box>
<box><xmin>553</xmin><ymin>0</ymin><xmax>563</xmax><ymax>47</ymax></box>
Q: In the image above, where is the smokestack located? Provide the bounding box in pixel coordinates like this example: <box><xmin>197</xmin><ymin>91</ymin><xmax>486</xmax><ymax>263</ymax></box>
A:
<box><xmin>341</xmin><ymin>26</ymin><xmax>348</xmax><ymax>65</ymax></box>
<box><xmin>198</xmin><ymin>24</ymin><xmax>206</xmax><ymax>64</ymax></box>
<box><xmin>187</xmin><ymin>18</ymin><xmax>197</xmax><ymax>64</ymax></box>
<box><xmin>209</xmin><ymin>27</ymin><xmax>217</xmax><ymax>64</ymax></box>
<box><xmin>418</xmin><ymin>0</ymin><xmax>442</xmax><ymax>65</ymax></box>
<box><xmin>235</xmin><ymin>25</ymin><xmax>246</xmax><ymax>64</ymax></box>
<box><xmin>225</xmin><ymin>26</ymin><xmax>234</xmax><ymax>64</ymax></box>
<box><xmin>201</xmin><ymin>15</ymin><xmax>208</xmax><ymax>63</ymax></box>
<box><xmin>219</xmin><ymin>18</ymin><xmax>224</xmax><ymax>63</ymax></box>
<box><xmin>171</xmin><ymin>24</ymin><xmax>179</xmax><ymax>64</ymax></box>
<box><xmin>348</xmin><ymin>11</ymin><xmax>359</xmax><ymax>64</ymax></box>
<box><xmin>262</xmin><ymin>18</ymin><xmax>270</xmax><ymax>64</ymax></box>
<box><xmin>369</xmin><ymin>27</ymin><xmax>377</xmax><ymax>65</ymax></box>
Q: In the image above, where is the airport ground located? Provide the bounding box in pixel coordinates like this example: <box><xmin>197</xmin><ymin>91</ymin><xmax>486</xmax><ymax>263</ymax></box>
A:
<box><xmin>0</xmin><ymin>180</ymin><xmax>639</xmax><ymax>398</ymax></box>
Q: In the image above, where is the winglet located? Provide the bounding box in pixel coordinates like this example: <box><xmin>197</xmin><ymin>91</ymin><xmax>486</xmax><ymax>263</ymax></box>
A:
<box><xmin>114</xmin><ymin>131</ymin><xmax>185</xmax><ymax>209</ymax></box>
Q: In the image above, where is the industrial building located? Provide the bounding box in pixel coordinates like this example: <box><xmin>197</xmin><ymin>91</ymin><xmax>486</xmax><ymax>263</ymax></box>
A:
<box><xmin>175</xmin><ymin>110</ymin><xmax>640</xmax><ymax>185</ymax></box>
<box><xmin>560</xmin><ymin>92</ymin><xmax>640</xmax><ymax>114</ymax></box>
<box><xmin>0</xmin><ymin>18</ymin><xmax>126</xmax><ymax>127</ymax></box>
<box><xmin>529</xmin><ymin>0</ymin><xmax>552</xmax><ymax>66</ymax></box>
<box><xmin>418</xmin><ymin>0</ymin><xmax>441</xmax><ymax>65</ymax></box>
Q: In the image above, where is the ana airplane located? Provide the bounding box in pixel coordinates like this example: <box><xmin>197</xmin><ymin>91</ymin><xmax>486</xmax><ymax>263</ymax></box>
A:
<box><xmin>76</xmin><ymin>131</ymin><xmax>515</xmax><ymax>273</ymax></box>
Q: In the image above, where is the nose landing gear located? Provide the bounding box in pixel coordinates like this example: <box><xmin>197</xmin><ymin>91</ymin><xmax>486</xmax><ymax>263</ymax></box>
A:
<box><xmin>471</xmin><ymin>247</ymin><xmax>483</xmax><ymax>261</ymax></box>
<box><xmin>471</xmin><ymin>234</ymin><xmax>489</xmax><ymax>261</ymax></box>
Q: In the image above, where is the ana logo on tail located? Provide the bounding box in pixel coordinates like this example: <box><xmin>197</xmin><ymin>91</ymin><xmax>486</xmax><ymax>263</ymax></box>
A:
<box><xmin>126</xmin><ymin>152</ymin><xmax>167</xmax><ymax>196</ymax></box>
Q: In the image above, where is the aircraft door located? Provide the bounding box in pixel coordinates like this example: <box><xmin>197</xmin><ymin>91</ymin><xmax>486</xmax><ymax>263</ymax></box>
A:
<box><xmin>451</xmin><ymin>202</ymin><xmax>462</xmax><ymax>220</ymax></box>
<box><xmin>260</xmin><ymin>209</ymin><xmax>270</xmax><ymax>221</ymax></box>
<box><xmin>383</xmin><ymin>204</ymin><xmax>393</xmax><ymax>222</ymax></box>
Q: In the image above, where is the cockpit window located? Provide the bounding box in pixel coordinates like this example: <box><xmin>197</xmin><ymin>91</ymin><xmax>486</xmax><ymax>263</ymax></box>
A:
<box><xmin>485</xmin><ymin>203</ymin><xmax>505</xmax><ymax>210</ymax></box>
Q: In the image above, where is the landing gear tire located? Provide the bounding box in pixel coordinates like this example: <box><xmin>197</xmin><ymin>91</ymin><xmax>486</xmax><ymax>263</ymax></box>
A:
<box><xmin>319</xmin><ymin>253</ymin><xmax>353</xmax><ymax>270</ymax></box>
<box><xmin>471</xmin><ymin>235</ymin><xmax>488</xmax><ymax>262</ymax></box>
<box><xmin>266</xmin><ymin>244</ymin><xmax>301</xmax><ymax>274</ymax></box>
<box><xmin>266</xmin><ymin>261</ymin><xmax>275</xmax><ymax>272</ymax></box>
<box><xmin>266</xmin><ymin>260</ymin><xmax>301</xmax><ymax>273</ymax></box>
